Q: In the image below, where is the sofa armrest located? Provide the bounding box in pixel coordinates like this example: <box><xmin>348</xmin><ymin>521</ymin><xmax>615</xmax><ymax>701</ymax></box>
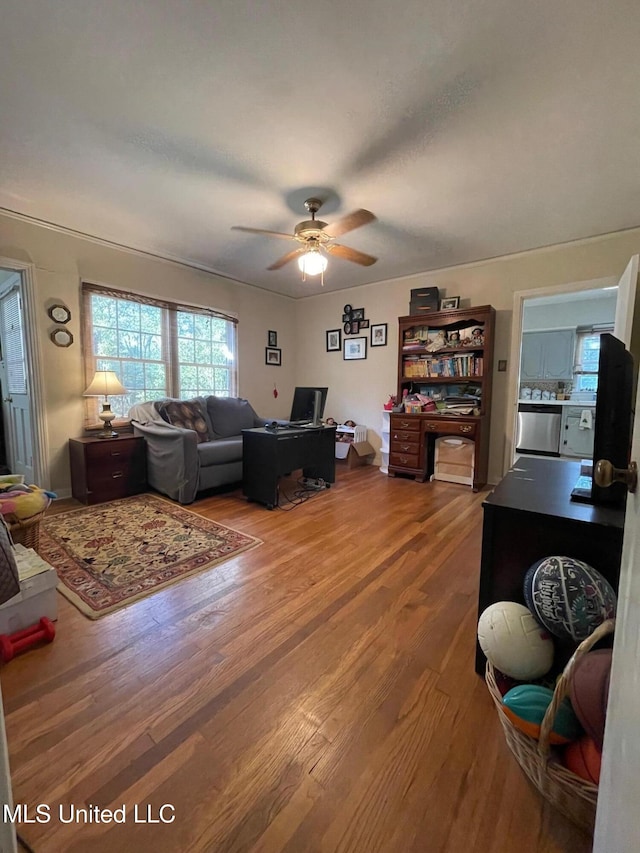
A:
<box><xmin>132</xmin><ymin>422</ymin><xmax>200</xmax><ymax>504</ymax></box>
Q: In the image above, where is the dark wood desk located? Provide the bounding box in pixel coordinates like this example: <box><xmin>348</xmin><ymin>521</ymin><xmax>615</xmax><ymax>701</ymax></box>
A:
<box><xmin>476</xmin><ymin>457</ymin><xmax>625</xmax><ymax>673</ymax></box>
<box><xmin>242</xmin><ymin>425</ymin><xmax>336</xmax><ymax>509</ymax></box>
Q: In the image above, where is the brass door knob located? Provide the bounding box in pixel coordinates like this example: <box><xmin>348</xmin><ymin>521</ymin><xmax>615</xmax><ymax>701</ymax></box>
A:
<box><xmin>594</xmin><ymin>459</ymin><xmax>638</xmax><ymax>493</ymax></box>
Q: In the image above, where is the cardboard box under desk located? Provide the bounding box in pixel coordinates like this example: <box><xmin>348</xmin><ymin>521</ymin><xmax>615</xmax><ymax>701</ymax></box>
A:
<box><xmin>434</xmin><ymin>436</ymin><xmax>474</xmax><ymax>485</ymax></box>
<box><xmin>336</xmin><ymin>440</ymin><xmax>375</xmax><ymax>468</ymax></box>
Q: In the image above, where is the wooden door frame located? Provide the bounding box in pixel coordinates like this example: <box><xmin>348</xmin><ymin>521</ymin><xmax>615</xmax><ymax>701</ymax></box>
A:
<box><xmin>0</xmin><ymin>256</ymin><xmax>49</xmax><ymax>489</ymax></box>
<box><xmin>505</xmin><ymin>275</ymin><xmax>618</xmax><ymax>476</ymax></box>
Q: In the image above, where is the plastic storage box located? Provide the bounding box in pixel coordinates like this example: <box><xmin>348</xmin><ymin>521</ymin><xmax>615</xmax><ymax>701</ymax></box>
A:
<box><xmin>0</xmin><ymin>546</ymin><xmax>58</xmax><ymax>635</ymax></box>
<box><xmin>434</xmin><ymin>436</ymin><xmax>475</xmax><ymax>485</ymax></box>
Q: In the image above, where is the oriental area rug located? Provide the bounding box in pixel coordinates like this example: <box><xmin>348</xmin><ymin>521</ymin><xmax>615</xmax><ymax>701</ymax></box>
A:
<box><xmin>39</xmin><ymin>494</ymin><xmax>261</xmax><ymax>619</ymax></box>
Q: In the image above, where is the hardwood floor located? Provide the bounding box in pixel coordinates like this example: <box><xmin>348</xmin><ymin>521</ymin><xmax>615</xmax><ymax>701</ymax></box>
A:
<box><xmin>2</xmin><ymin>466</ymin><xmax>593</xmax><ymax>853</ymax></box>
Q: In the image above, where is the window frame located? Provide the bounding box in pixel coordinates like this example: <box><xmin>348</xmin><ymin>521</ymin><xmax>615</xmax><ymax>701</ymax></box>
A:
<box><xmin>81</xmin><ymin>282</ymin><xmax>238</xmax><ymax>429</ymax></box>
<box><xmin>573</xmin><ymin>324</ymin><xmax>614</xmax><ymax>392</ymax></box>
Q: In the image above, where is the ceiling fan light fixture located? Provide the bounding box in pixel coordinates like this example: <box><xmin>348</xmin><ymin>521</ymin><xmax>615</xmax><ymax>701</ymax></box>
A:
<box><xmin>297</xmin><ymin>249</ymin><xmax>327</xmax><ymax>276</ymax></box>
<box><xmin>232</xmin><ymin>197</ymin><xmax>377</xmax><ymax>281</ymax></box>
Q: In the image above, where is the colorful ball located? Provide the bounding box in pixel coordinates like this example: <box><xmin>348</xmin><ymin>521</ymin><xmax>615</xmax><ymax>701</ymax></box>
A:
<box><xmin>523</xmin><ymin>556</ymin><xmax>616</xmax><ymax>642</ymax></box>
<box><xmin>477</xmin><ymin>601</ymin><xmax>554</xmax><ymax>680</ymax></box>
<box><xmin>562</xmin><ymin>735</ymin><xmax>602</xmax><ymax>784</ymax></box>
<box><xmin>502</xmin><ymin>684</ymin><xmax>583</xmax><ymax>744</ymax></box>
<box><xmin>568</xmin><ymin>649</ymin><xmax>612</xmax><ymax>751</ymax></box>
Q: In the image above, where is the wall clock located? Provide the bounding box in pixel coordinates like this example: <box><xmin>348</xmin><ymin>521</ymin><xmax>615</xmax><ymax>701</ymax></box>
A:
<box><xmin>50</xmin><ymin>328</ymin><xmax>73</xmax><ymax>347</ymax></box>
<box><xmin>47</xmin><ymin>304</ymin><xmax>71</xmax><ymax>324</ymax></box>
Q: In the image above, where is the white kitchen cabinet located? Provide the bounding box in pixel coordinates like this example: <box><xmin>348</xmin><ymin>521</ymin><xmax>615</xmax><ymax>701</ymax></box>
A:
<box><xmin>521</xmin><ymin>329</ymin><xmax>576</xmax><ymax>381</ymax></box>
<box><xmin>561</xmin><ymin>405</ymin><xmax>595</xmax><ymax>457</ymax></box>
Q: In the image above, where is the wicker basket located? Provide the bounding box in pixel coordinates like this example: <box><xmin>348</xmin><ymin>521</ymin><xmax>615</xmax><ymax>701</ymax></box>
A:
<box><xmin>5</xmin><ymin>510</ymin><xmax>46</xmax><ymax>551</ymax></box>
<box><xmin>486</xmin><ymin>618</ymin><xmax>615</xmax><ymax>834</ymax></box>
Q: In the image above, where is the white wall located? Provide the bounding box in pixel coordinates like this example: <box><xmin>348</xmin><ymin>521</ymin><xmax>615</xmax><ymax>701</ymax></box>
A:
<box><xmin>523</xmin><ymin>291</ymin><xmax>617</xmax><ymax>331</ymax></box>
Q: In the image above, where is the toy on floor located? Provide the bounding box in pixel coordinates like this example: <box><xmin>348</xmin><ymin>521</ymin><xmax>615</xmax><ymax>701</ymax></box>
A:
<box><xmin>0</xmin><ymin>617</ymin><xmax>56</xmax><ymax>662</ymax></box>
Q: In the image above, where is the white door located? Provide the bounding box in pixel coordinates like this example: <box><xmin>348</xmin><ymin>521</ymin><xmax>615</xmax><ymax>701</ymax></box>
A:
<box><xmin>0</xmin><ymin>284</ymin><xmax>33</xmax><ymax>482</ymax></box>
<box><xmin>613</xmin><ymin>254</ymin><xmax>638</xmax><ymax>347</ymax></box>
<box><xmin>593</xmin><ymin>380</ymin><xmax>640</xmax><ymax>850</ymax></box>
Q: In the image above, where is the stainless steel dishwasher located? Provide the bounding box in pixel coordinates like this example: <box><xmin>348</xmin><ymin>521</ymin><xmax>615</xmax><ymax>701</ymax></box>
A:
<box><xmin>516</xmin><ymin>403</ymin><xmax>562</xmax><ymax>456</ymax></box>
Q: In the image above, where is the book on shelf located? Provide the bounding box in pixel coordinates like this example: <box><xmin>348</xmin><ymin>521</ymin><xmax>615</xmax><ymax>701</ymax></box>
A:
<box><xmin>402</xmin><ymin>353</ymin><xmax>484</xmax><ymax>379</ymax></box>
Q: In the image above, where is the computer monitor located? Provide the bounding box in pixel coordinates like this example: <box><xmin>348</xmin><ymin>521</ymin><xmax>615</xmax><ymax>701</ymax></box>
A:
<box><xmin>289</xmin><ymin>387</ymin><xmax>328</xmax><ymax>425</ymax></box>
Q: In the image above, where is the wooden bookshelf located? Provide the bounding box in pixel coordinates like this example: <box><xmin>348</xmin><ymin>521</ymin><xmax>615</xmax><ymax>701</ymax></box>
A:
<box><xmin>390</xmin><ymin>305</ymin><xmax>496</xmax><ymax>489</ymax></box>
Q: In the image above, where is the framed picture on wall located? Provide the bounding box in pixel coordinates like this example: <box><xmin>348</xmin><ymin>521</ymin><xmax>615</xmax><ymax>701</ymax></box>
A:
<box><xmin>371</xmin><ymin>323</ymin><xmax>387</xmax><ymax>346</ymax></box>
<box><xmin>265</xmin><ymin>347</ymin><xmax>281</xmax><ymax>366</ymax></box>
<box><xmin>268</xmin><ymin>330</ymin><xmax>277</xmax><ymax>347</ymax></box>
<box><xmin>326</xmin><ymin>329</ymin><xmax>341</xmax><ymax>352</ymax></box>
<box><xmin>343</xmin><ymin>337</ymin><xmax>367</xmax><ymax>361</ymax></box>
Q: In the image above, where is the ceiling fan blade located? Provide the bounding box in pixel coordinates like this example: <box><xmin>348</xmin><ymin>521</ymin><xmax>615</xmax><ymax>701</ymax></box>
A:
<box><xmin>231</xmin><ymin>226</ymin><xmax>293</xmax><ymax>240</ymax></box>
<box><xmin>325</xmin><ymin>243</ymin><xmax>377</xmax><ymax>266</ymax></box>
<box><xmin>267</xmin><ymin>248</ymin><xmax>304</xmax><ymax>270</ymax></box>
<box><xmin>322</xmin><ymin>209</ymin><xmax>377</xmax><ymax>239</ymax></box>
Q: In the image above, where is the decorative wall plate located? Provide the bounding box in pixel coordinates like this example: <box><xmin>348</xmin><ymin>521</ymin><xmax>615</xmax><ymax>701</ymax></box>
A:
<box><xmin>47</xmin><ymin>304</ymin><xmax>71</xmax><ymax>324</ymax></box>
<box><xmin>50</xmin><ymin>327</ymin><xmax>73</xmax><ymax>347</ymax></box>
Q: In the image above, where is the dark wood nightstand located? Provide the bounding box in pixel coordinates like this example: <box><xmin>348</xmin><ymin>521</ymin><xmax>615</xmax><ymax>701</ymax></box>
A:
<box><xmin>69</xmin><ymin>435</ymin><xmax>147</xmax><ymax>505</ymax></box>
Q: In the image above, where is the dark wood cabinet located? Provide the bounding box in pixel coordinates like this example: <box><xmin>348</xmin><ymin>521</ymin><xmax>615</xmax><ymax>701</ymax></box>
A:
<box><xmin>69</xmin><ymin>435</ymin><xmax>147</xmax><ymax>504</ymax></box>
<box><xmin>389</xmin><ymin>305</ymin><xmax>495</xmax><ymax>490</ymax></box>
<box><xmin>476</xmin><ymin>456</ymin><xmax>624</xmax><ymax>673</ymax></box>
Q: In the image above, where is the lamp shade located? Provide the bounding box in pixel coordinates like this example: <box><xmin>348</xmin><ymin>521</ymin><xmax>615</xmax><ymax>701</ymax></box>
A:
<box><xmin>298</xmin><ymin>251</ymin><xmax>327</xmax><ymax>276</ymax></box>
<box><xmin>83</xmin><ymin>370</ymin><xmax>127</xmax><ymax>397</ymax></box>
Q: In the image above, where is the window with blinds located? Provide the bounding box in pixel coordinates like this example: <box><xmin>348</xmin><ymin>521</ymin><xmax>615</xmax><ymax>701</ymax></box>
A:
<box><xmin>82</xmin><ymin>283</ymin><xmax>237</xmax><ymax>426</ymax></box>
<box><xmin>573</xmin><ymin>324</ymin><xmax>614</xmax><ymax>392</ymax></box>
<box><xmin>0</xmin><ymin>288</ymin><xmax>27</xmax><ymax>394</ymax></box>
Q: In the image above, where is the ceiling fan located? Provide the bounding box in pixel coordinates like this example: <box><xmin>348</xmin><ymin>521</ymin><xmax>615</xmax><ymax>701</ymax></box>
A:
<box><xmin>232</xmin><ymin>198</ymin><xmax>377</xmax><ymax>280</ymax></box>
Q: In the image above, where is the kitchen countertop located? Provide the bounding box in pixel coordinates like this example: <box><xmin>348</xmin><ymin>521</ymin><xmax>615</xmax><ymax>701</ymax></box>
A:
<box><xmin>517</xmin><ymin>399</ymin><xmax>596</xmax><ymax>406</ymax></box>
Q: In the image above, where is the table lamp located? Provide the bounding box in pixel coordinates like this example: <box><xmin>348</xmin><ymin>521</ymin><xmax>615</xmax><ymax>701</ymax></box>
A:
<box><xmin>83</xmin><ymin>370</ymin><xmax>127</xmax><ymax>438</ymax></box>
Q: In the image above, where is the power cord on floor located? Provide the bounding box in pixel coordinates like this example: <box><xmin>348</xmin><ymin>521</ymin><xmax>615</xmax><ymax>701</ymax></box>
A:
<box><xmin>275</xmin><ymin>476</ymin><xmax>329</xmax><ymax>510</ymax></box>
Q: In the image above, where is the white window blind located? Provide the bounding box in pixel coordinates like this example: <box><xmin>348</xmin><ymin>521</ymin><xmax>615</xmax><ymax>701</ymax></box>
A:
<box><xmin>573</xmin><ymin>325</ymin><xmax>614</xmax><ymax>393</ymax></box>
<box><xmin>0</xmin><ymin>289</ymin><xmax>27</xmax><ymax>394</ymax></box>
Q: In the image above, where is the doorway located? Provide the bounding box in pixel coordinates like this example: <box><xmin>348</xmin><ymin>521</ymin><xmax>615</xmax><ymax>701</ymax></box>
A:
<box><xmin>0</xmin><ymin>259</ymin><xmax>48</xmax><ymax>488</ymax></box>
<box><xmin>505</xmin><ymin>274</ymin><xmax>625</xmax><ymax>474</ymax></box>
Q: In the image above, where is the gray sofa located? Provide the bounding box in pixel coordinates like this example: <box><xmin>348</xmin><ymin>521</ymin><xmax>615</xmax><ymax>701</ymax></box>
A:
<box><xmin>129</xmin><ymin>396</ymin><xmax>268</xmax><ymax>504</ymax></box>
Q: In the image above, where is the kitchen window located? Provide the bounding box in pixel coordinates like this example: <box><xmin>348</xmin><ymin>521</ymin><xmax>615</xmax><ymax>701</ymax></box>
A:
<box><xmin>82</xmin><ymin>282</ymin><xmax>237</xmax><ymax>428</ymax></box>
<box><xmin>573</xmin><ymin>326</ymin><xmax>614</xmax><ymax>392</ymax></box>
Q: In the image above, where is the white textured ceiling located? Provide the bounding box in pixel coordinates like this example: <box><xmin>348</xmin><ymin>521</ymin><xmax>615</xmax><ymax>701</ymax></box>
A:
<box><xmin>2</xmin><ymin>1</ymin><xmax>640</xmax><ymax>298</ymax></box>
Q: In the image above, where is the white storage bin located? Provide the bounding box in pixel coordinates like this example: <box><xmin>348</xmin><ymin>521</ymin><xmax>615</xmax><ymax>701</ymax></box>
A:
<box><xmin>434</xmin><ymin>436</ymin><xmax>475</xmax><ymax>486</ymax></box>
<box><xmin>0</xmin><ymin>550</ymin><xmax>58</xmax><ymax>635</ymax></box>
<box><xmin>335</xmin><ymin>442</ymin><xmax>350</xmax><ymax>459</ymax></box>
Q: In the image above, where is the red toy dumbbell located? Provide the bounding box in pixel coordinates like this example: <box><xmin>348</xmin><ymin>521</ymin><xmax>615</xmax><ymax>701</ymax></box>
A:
<box><xmin>0</xmin><ymin>617</ymin><xmax>56</xmax><ymax>662</ymax></box>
